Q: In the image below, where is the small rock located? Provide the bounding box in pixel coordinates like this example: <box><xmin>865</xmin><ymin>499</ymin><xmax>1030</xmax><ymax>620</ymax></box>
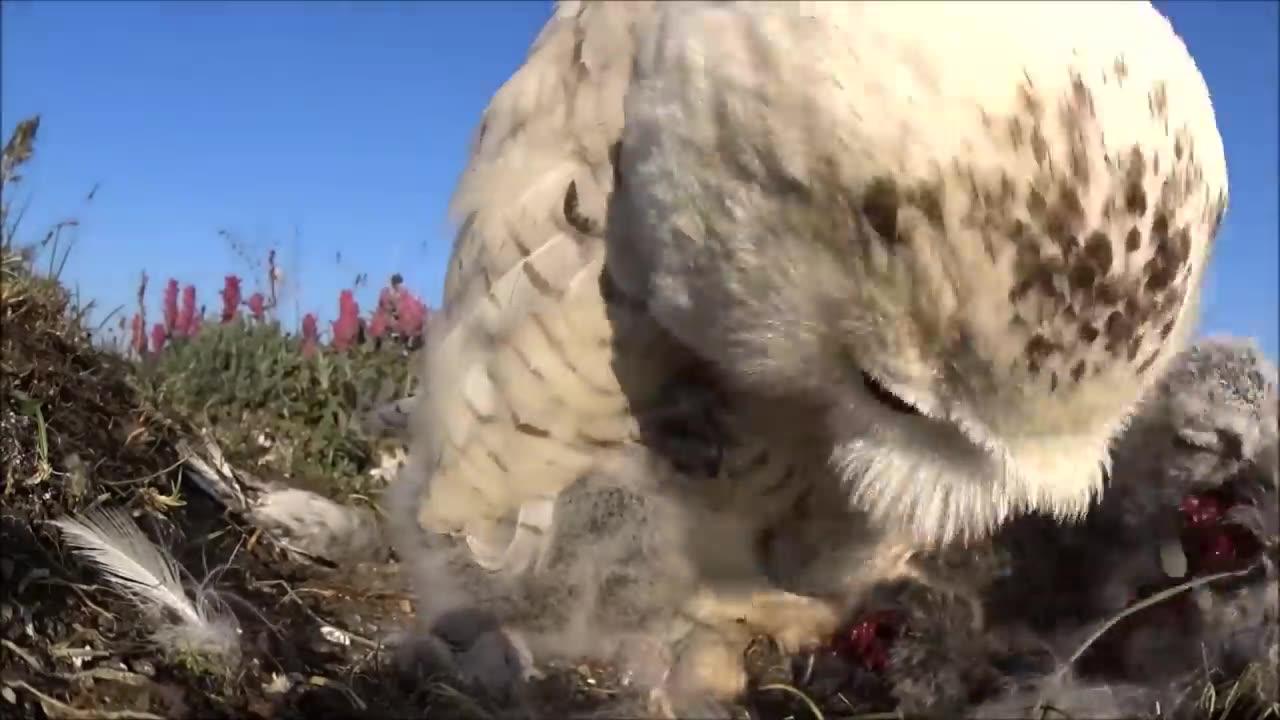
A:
<box><xmin>319</xmin><ymin>625</ymin><xmax>351</xmax><ymax>647</ymax></box>
<box><xmin>264</xmin><ymin>673</ymin><xmax>293</xmax><ymax>695</ymax></box>
<box><xmin>1160</xmin><ymin>540</ymin><xmax>1188</xmax><ymax>579</ymax></box>
<box><xmin>63</xmin><ymin>453</ymin><xmax>90</xmax><ymax>498</ymax></box>
<box><xmin>129</xmin><ymin>659</ymin><xmax>156</xmax><ymax>677</ymax></box>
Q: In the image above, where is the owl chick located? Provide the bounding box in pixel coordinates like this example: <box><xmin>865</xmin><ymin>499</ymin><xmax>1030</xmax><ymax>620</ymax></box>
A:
<box><xmin>1095</xmin><ymin>337</ymin><xmax>1277</xmax><ymax>605</ymax></box>
<box><xmin>885</xmin><ymin>339</ymin><xmax>1277</xmax><ymax>716</ymax></box>
<box><xmin>984</xmin><ymin>338</ymin><xmax>1276</xmax><ymax>626</ymax></box>
<box><xmin>1094</xmin><ymin>339</ymin><xmax>1278</xmax><ymax>703</ymax></box>
<box><xmin>395</xmin><ymin>0</ymin><xmax>1230</xmax><ymax>707</ymax></box>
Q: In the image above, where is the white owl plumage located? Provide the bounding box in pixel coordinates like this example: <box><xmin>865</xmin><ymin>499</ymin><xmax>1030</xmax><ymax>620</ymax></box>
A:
<box><xmin>391</xmin><ymin>0</ymin><xmax>1229</xmax><ymax>706</ymax></box>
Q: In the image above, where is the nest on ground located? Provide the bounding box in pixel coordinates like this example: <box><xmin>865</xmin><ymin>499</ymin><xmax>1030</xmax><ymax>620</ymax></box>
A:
<box><xmin>1</xmin><ymin>249</ymin><xmax>1276</xmax><ymax>720</ymax></box>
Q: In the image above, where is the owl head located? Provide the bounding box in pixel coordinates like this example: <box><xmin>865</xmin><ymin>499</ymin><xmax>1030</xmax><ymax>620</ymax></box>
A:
<box><xmin>606</xmin><ymin>1</ymin><xmax>1229</xmax><ymax>547</ymax></box>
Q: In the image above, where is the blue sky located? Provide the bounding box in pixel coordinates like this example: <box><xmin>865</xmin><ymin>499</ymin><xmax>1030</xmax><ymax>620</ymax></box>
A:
<box><xmin>2</xmin><ymin>1</ymin><xmax>1276</xmax><ymax>356</ymax></box>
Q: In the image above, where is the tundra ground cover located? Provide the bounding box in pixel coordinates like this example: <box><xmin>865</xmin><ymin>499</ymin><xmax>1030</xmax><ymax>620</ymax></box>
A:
<box><xmin>1</xmin><ymin>116</ymin><xmax>1275</xmax><ymax>720</ymax></box>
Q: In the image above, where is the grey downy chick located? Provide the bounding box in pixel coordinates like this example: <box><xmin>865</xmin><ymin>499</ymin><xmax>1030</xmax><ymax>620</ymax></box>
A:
<box><xmin>1069</xmin><ymin>338</ymin><xmax>1277</xmax><ymax>687</ymax></box>
<box><xmin>874</xmin><ymin>339</ymin><xmax>1277</xmax><ymax>716</ymax></box>
<box><xmin>976</xmin><ymin>338</ymin><xmax>1278</xmax><ymax>714</ymax></box>
<box><xmin>985</xmin><ymin>338</ymin><xmax>1276</xmax><ymax>626</ymax></box>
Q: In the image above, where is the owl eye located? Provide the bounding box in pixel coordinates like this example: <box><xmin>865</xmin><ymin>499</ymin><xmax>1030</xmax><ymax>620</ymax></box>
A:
<box><xmin>860</xmin><ymin>371</ymin><xmax>922</xmax><ymax>416</ymax></box>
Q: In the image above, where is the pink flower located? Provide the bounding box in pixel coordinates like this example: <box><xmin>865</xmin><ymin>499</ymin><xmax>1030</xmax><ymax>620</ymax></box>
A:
<box><xmin>331</xmin><ymin>289</ymin><xmax>361</xmax><ymax>350</ymax></box>
<box><xmin>301</xmin><ymin>313</ymin><xmax>319</xmax><ymax>356</ymax></box>
<box><xmin>150</xmin><ymin>323</ymin><xmax>167</xmax><ymax>354</ymax></box>
<box><xmin>162</xmin><ymin>279</ymin><xmax>179</xmax><ymax>335</ymax></box>
<box><xmin>377</xmin><ymin>286</ymin><xmax>396</xmax><ymax>312</ymax></box>
<box><xmin>220</xmin><ymin>275</ymin><xmax>242</xmax><ymax>323</ymax></box>
<box><xmin>247</xmin><ymin>292</ymin><xmax>266</xmax><ymax>321</ymax></box>
<box><xmin>393</xmin><ymin>289</ymin><xmax>429</xmax><ymax>338</ymax></box>
<box><xmin>130</xmin><ymin>313</ymin><xmax>147</xmax><ymax>356</ymax></box>
<box><xmin>368</xmin><ymin>307</ymin><xmax>389</xmax><ymax>339</ymax></box>
<box><xmin>176</xmin><ymin>285</ymin><xmax>197</xmax><ymax>336</ymax></box>
<box><xmin>189</xmin><ymin>308</ymin><xmax>204</xmax><ymax>336</ymax></box>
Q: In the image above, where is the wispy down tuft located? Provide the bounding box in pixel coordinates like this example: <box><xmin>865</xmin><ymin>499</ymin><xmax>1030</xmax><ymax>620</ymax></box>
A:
<box><xmin>51</xmin><ymin>506</ymin><xmax>242</xmax><ymax>662</ymax></box>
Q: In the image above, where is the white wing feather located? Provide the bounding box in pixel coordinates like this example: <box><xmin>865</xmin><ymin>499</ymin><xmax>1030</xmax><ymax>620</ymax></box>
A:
<box><xmin>407</xmin><ymin>1</ymin><xmax>663</xmax><ymax>574</ymax></box>
<box><xmin>51</xmin><ymin>506</ymin><xmax>240</xmax><ymax>658</ymax></box>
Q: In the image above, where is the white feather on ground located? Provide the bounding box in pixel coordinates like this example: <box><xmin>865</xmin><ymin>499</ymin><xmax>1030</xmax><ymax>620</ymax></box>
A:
<box><xmin>248</xmin><ymin>488</ymin><xmax>388</xmax><ymax>567</ymax></box>
<box><xmin>178</xmin><ymin>434</ymin><xmax>388</xmax><ymax>566</ymax></box>
<box><xmin>51</xmin><ymin>506</ymin><xmax>241</xmax><ymax>661</ymax></box>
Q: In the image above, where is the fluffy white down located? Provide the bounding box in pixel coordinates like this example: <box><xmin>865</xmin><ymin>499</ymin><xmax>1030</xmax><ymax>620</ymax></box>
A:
<box><xmin>610</xmin><ymin>1</ymin><xmax>1229</xmax><ymax>546</ymax></box>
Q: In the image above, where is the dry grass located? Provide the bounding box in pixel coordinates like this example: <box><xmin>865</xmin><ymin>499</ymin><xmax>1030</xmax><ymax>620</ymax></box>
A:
<box><xmin>0</xmin><ymin>117</ymin><xmax>428</xmax><ymax>720</ymax></box>
<box><xmin>0</xmin><ymin>239</ymin><xmax>589</xmax><ymax>719</ymax></box>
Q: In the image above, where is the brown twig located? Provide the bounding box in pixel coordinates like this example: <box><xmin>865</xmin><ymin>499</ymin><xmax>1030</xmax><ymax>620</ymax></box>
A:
<box><xmin>4</xmin><ymin>679</ymin><xmax>165</xmax><ymax>720</ymax></box>
<box><xmin>1036</xmin><ymin>563</ymin><xmax>1262</xmax><ymax>714</ymax></box>
<box><xmin>0</xmin><ymin>639</ymin><xmax>44</xmax><ymax>670</ymax></box>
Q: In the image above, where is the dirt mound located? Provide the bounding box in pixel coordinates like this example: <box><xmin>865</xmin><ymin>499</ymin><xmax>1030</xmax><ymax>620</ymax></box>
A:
<box><xmin>0</xmin><ymin>249</ymin><xmax>410</xmax><ymax>719</ymax></box>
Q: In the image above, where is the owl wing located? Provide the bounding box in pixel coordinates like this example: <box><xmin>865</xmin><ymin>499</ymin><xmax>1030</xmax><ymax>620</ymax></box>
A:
<box><xmin>409</xmin><ymin>1</ymin><xmax>665</xmax><ymax>575</ymax></box>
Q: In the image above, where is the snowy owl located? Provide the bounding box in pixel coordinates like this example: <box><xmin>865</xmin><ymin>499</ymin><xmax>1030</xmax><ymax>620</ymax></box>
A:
<box><xmin>392</xmin><ymin>0</ymin><xmax>1229</xmax><ymax>706</ymax></box>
